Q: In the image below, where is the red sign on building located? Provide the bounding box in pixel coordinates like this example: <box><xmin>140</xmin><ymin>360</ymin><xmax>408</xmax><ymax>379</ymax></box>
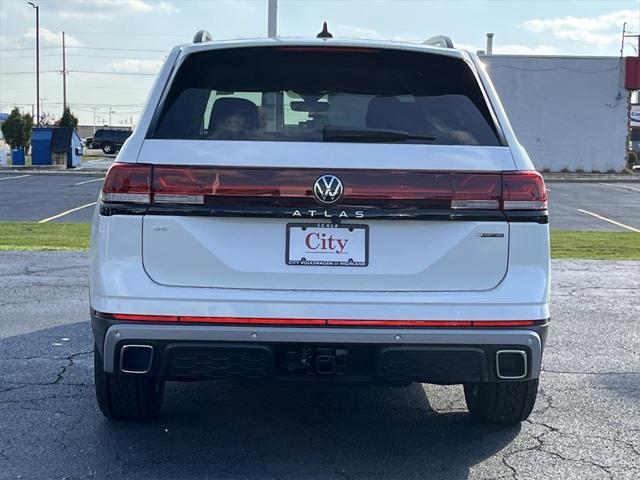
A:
<box><xmin>625</xmin><ymin>57</ymin><xmax>640</xmax><ymax>90</ymax></box>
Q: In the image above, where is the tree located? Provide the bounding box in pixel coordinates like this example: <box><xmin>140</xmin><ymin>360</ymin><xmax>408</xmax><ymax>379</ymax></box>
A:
<box><xmin>0</xmin><ymin>107</ymin><xmax>30</xmax><ymax>149</ymax></box>
<box><xmin>58</xmin><ymin>107</ymin><xmax>78</xmax><ymax>129</ymax></box>
<box><xmin>22</xmin><ymin>113</ymin><xmax>34</xmax><ymax>150</ymax></box>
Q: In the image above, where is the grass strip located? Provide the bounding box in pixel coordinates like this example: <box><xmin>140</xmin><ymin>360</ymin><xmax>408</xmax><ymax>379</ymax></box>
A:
<box><xmin>0</xmin><ymin>222</ymin><xmax>91</xmax><ymax>251</ymax></box>
<box><xmin>550</xmin><ymin>231</ymin><xmax>640</xmax><ymax>260</ymax></box>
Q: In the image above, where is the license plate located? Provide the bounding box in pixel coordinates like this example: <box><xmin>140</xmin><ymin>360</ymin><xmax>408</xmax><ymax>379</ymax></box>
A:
<box><xmin>286</xmin><ymin>223</ymin><xmax>368</xmax><ymax>267</ymax></box>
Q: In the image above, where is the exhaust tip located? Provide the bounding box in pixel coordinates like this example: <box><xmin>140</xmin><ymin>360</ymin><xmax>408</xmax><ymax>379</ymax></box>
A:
<box><xmin>496</xmin><ymin>350</ymin><xmax>528</xmax><ymax>380</ymax></box>
<box><xmin>119</xmin><ymin>344</ymin><xmax>154</xmax><ymax>374</ymax></box>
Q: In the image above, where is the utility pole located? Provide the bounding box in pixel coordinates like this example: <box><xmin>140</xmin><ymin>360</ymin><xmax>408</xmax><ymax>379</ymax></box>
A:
<box><xmin>621</xmin><ymin>22</ymin><xmax>640</xmax><ymax>56</ymax></box>
<box><xmin>93</xmin><ymin>107</ymin><xmax>96</xmax><ymax>134</ymax></box>
<box><xmin>62</xmin><ymin>31</ymin><xmax>67</xmax><ymax>112</ymax></box>
<box><xmin>109</xmin><ymin>107</ymin><xmax>114</xmax><ymax>127</ymax></box>
<box><xmin>268</xmin><ymin>0</ymin><xmax>277</xmax><ymax>38</ymax></box>
<box><xmin>28</xmin><ymin>2</ymin><xmax>40</xmax><ymax>126</ymax></box>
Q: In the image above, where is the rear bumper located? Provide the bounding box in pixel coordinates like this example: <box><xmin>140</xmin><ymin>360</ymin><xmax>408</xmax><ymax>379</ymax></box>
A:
<box><xmin>94</xmin><ymin>316</ymin><xmax>547</xmax><ymax>384</ymax></box>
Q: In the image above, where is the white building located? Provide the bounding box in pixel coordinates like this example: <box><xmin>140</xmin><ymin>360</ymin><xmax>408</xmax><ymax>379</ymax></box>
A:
<box><xmin>482</xmin><ymin>55</ymin><xmax>629</xmax><ymax>172</ymax></box>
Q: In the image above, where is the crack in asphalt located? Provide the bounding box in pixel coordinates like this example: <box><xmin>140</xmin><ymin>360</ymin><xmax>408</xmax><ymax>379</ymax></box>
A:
<box><xmin>0</xmin><ymin>350</ymin><xmax>94</xmax><ymax>394</ymax></box>
<box><xmin>499</xmin><ymin>382</ymin><xmax>638</xmax><ymax>479</ymax></box>
<box><xmin>504</xmin><ymin>420</ymin><xmax>615</xmax><ymax>479</ymax></box>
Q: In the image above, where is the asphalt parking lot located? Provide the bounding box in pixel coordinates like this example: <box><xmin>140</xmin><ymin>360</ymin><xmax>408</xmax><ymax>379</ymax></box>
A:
<box><xmin>0</xmin><ymin>172</ymin><xmax>639</xmax><ymax>230</ymax></box>
<box><xmin>0</xmin><ymin>252</ymin><xmax>638</xmax><ymax>479</ymax></box>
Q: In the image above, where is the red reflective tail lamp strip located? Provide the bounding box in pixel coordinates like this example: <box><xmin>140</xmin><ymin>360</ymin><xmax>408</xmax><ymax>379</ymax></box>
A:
<box><xmin>102</xmin><ymin>164</ymin><xmax>547</xmax><ymax>211</ymax></box>
<box><xmin>112</xmin><ymin>313</ymin><xmax>179</xmax><ymax>322</ymax></box>
<box><xmin>180</xmin><ymin>316</ymin><xmax>325</xmax><ymax>325</ymax></box>
<box><xmin>107</xmin><ymin>314</ymin><xmax>546</xmax><ymax>327</ymax></box>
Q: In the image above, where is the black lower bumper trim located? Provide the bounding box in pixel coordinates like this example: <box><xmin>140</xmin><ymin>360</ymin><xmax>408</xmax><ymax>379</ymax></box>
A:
<box><xmin>106</xmin><ymin>339</ymin><xmax>533</xmax><ymax>384</ymax></box>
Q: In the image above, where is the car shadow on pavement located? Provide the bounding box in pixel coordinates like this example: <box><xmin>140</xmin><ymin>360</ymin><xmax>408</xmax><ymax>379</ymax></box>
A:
<box><xmin>0</xmin><ymin>321</ymin><xmax>521</xmax><ymax>480</ymax></box>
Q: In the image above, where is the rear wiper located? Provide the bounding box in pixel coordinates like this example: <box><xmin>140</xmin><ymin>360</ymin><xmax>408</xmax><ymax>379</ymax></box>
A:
<box><xmin>323</xmin><ymin>126</ymin><xmax>436</xmax><ymax>143</ymax></box>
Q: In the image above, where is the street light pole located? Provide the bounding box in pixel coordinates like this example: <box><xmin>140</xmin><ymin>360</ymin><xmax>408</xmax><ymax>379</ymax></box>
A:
<box><xmin>268</xmin><ymin>0</ymin><xmax>277</xmax><ymax>38</ymax></box>
<box><xmin>28</xmin><ymin>2</ymin><xmax>40</xmax><ymax>126</ymax></box>
<box><xmin>62</xmin><ymin>31</ymin><xmax>67</xmax><ymax>112</ymax></box>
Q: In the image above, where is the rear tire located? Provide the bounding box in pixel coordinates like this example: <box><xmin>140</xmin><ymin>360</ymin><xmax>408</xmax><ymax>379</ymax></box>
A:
<box><xmin>464</xmin><ymin>379</ymin><xmax>538</xmax><ymax>424</ymax></box>
<box><xmin>102</xmin><ymin>143</ymin><xmax>115</xmax><ymax>154</ymax></box>
<box><xmin>94</xmin><ymin>349</ymin><xmax>164</xmax><ymax>420</ymax></box>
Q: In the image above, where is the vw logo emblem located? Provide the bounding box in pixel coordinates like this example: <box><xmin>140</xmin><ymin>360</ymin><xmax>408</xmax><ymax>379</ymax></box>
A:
<box><xmin>313</xmin><ymin>174</ymin><xmax>344</xmax><ymax>205</ymax></box>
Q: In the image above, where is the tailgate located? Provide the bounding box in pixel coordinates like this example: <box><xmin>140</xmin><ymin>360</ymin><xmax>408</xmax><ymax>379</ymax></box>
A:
<box><xmin>137</xmin><ymin>141</ymin><xmax>514</xmax><ymax>293</ymax></box>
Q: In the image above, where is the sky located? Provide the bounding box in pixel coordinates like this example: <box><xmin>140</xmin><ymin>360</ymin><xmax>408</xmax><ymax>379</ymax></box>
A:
<box><xmin>1</xmin><ymin>0</ymin><xmax>639</xmax><ymax>126</ymax></box>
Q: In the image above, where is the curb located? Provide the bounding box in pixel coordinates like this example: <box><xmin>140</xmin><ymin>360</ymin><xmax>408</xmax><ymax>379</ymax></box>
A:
<box><xmin>0</xmin><ymin>167</ymin><xmax>107</xmax><ymax>175</ymax></box>
<box><xmin>543</xmin><ymin>175</ymin><xmax>639</xmax><ymax>183</ymax></box>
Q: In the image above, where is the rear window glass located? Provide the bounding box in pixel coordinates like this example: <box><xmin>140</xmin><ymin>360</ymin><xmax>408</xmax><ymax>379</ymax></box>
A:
<box><xmin>151</xmin><ymin>46</ymin><xmax>502</xmax><ymax>146</ymax></box>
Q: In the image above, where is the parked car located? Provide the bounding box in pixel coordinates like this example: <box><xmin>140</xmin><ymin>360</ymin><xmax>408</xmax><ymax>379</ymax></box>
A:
<box><xmin>89</xmin><ymin>129</ymin><xmax>132</xmax><ymax>154</ymax></box>
<box><xmin>91</xmin><ymin>33</ymin><xmax>550</xmax><ymax>423</ymax></box>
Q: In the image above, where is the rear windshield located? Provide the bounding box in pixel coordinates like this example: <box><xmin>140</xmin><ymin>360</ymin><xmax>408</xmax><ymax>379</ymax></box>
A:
<box><xmin>151</xmin><ymin>46</ymin><xmax>502</xmax><ymax>146</ymax></box>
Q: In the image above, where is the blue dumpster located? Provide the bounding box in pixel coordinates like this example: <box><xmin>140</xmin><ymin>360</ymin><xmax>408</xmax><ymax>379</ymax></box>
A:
<box><xmin>31</xmin><ymin>127</ymin><xmax>54</xmax><ymax>165</ymax></box>
<box><xmin>11</xmin><ymin>147</ymin><xmax>25</xmax><ymax>166</ymax></box>
<box><xmin>50</xmin><ymin>128</ymin><xmax>83</xmax><ymax>168</ymax></box>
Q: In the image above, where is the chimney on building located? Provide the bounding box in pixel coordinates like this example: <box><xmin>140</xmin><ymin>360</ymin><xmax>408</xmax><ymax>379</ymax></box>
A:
<box><xmin>486</xmin><ymin>33</ymin><xmax>494</xmax><ymax>55</ymax></box>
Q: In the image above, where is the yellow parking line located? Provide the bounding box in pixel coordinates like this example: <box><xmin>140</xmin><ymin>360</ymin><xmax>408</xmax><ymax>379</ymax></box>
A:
<box><xmin>577</xmin><ymin>208</ymin><xmax>640</xmax><ymax>233</ymax></box>
<box><xmin>38</xmin><ymin>202</ymin><xmax>97</xmax><ymax>224</ymax></box>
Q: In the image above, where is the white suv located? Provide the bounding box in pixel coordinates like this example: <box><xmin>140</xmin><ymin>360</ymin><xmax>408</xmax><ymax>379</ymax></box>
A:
<box><xmin>90</xmin><ymin>33</ymin><xmax>549</xmax><ymax>423</ymax></box>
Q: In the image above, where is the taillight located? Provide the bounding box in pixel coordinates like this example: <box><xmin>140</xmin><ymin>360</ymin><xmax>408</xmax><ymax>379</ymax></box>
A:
<box><xmin>152</xmin><ymin>166</ymin><xmax>306</xmax><ymax>203</ymax></box>
<box><xmin>100</xmin><ymin>165</ymin><xmax>547</xmax><ymax>212</ymax></box>
<box><xmin>502</xmin><ymin>171</ymin><xmax>547</xmax><ymax>210</ymax></box>
<box><xmin>102</xmin><ymin>163</ymin><xmax>151</xmax><ymax>204</ymax></box>
<box><xmin>450</xmin><ymin>173</ymin><xmax>501</xmax><ymax>209</ymax></box>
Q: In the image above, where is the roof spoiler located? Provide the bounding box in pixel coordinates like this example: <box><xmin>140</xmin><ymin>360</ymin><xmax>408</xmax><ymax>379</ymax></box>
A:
<box><xmin>422</xmin><ymin>35</ymin><xmax>454</xmax><ymax>48</ymax></box>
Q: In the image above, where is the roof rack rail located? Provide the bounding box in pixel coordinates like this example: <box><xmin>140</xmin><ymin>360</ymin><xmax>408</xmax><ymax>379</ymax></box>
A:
<box><xmin>193</xmin><ymin>30</ymin><xmax>213</xmax><ymax>43</ymax></box>
<box><xmin>422</xmin><ymin>35</ymin><xmax>454</xmax><ymax>48</ymax></box>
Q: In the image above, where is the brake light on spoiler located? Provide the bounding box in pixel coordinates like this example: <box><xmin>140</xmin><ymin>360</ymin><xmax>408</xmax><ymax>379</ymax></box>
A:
<box><xmin>102</xmin><ymin>164</ymin><xmax>547</xmax><ymax>211</ymax></box>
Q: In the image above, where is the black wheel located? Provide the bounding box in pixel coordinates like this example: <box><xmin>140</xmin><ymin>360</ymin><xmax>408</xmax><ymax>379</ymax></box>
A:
<box><xmin>464</xmin><ymin>379</ymin><xmax>538</xmax><ymax>424</ymax></box>
<box><xmin>94</xmin><ymin>349</ymin><xmax>164</xmax><ymax>420</ymax></box>
<box><xmin>102</xmin><ymin>143</ymin><xmax>115</xmax><ymax>154</ymax></box>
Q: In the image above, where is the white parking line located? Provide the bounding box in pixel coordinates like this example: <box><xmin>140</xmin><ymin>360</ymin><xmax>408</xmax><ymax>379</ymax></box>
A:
<box><xmin>74</xmin><ymin>177</ymin><xmax>105</xmax><ymax>186</ymax></box>
<box><xmin>577</xmin><ymin>208</ymin><xmax>640</xmax><ymax>233</ymax></box>
<box><xmin>599</xmin><ymin>183</ymin><xmax>640</xmax><ymax>192</ymax></box>
<box><xmin>38</xmin><ymin>202</ymin><xmax>97</xmax><ymax>224</ymax></box>
<box><xmin>0</xmin><ymin>174</ymin><xmax>31</xmax><ymax>181</ymax></box>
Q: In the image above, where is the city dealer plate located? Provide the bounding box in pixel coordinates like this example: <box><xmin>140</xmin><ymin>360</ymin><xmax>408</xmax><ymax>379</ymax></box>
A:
<box><xmin>286</xmin><ymin>223</ymin><xmax>369</xmax><ymax>267</ymax></box>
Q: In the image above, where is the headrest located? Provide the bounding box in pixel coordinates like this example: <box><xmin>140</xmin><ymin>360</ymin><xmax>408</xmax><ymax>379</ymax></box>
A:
<box><xmin>209</xmin><ymin>97</ymin><xmax>259</xmax><ymax>135</ymax></box>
